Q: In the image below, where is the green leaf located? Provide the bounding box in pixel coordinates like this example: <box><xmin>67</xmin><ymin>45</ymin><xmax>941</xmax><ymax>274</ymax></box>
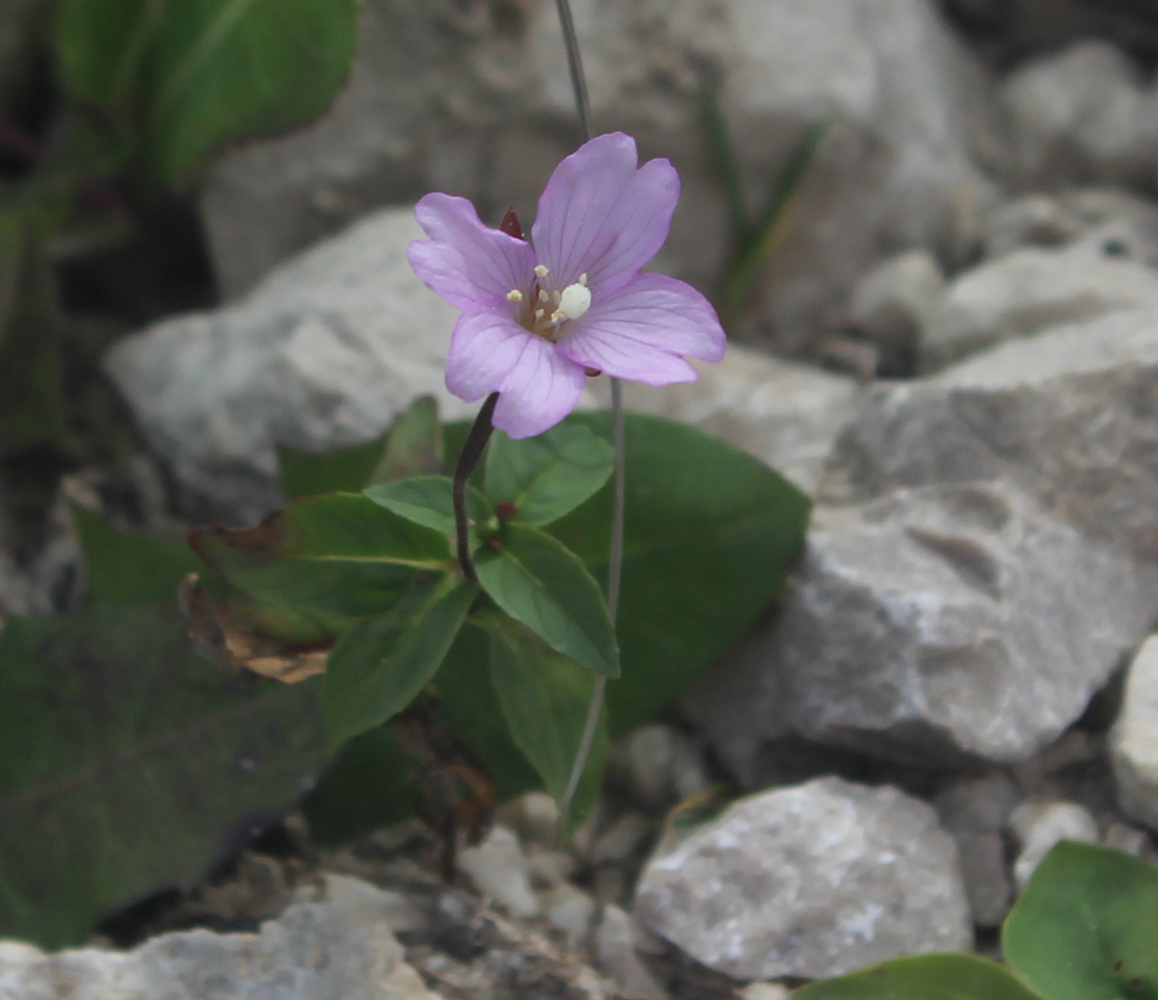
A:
<box><xmin>366</xmin><ymin>477</ymin><xmax>494</xmax><ymax>539</ymax></box>
<box><xmin>486</xmin><ymin>614</ymin><xmax>607</xmax><ymax>836</ymax></box>
<box><xmin>475</xmin><ymin>523</ymin><xmax>619</xmax><ymax>678</ymax></box>
<box><xmin>279</xmin><ymin>436</ymin><xmax>389</xmax><ymax>501</ymax></box>
<box><xmin>367</xmin><ymin>396</ymin><xmax>444</xmax><ymax>486</ymax></box>
<box><xmin>302</xmin><ymin>727</ymin><xmax>418</xmax><ymax>847</ymax></box>
<box><xmin>549</xmin><ymin>412</ymin><xmax>809</xmax><ymax>734</ymax></box>
<box><xmin>73</xmin><ymin>505</ymin><xmax>205</xmax><ymax>605</ymax></box>
<box><xmin>0</xmin><ymin>604</ymin><xmax>326</xmax><ymax>948</ymax></box>
<box><xmin>56</xmin><ymin>0</ymin><xmax>361</xmax><ymax>187</ymax></box>
<box><xmin>1004</xmin><ymin>841</ymin><xmax>1158</xmax><ymax>1000</ymax></box>
<box><xmin>0</xmin><ymin>213</ymin><xmax>67</xmax><ymax>454</ymax></box>
<box><xmin>794</xmin><ymin>954</ymin><xmax>1045</xmax><ymax>1000</ymax></box>
<box><xmin>484</xmin><ymin>423</ymin><xmax>614</xmax><ymax>527</ymax></box>
<box><xmin>433</xmin><ymin>623</ymin><xmax>541</xmax><ymax>802</ymax></box>
<box><xmin>190</xmin><ymin>493</ymin><xmax>452</xmax><ymax>617</ymax></box>
<box><xmin>323</xmin><ymin>580</ymin><xmax>478</xmax><ymax>751</ymax></box>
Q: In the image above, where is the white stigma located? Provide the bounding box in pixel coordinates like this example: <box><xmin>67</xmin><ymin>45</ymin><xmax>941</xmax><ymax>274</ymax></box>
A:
<box><xmin>558</xmin><ymin>282</ymin><xmax>592</xmax><ymax>322</ymax></box>
<box><xmin>506</xmin><ymin>289</ymin><xmax>523</xmax><ymax>302</ymax></box>
<box><xmin>534</xmin><ymin>264</ymin><xmax>550</xmax><ymax>278</ymax></box>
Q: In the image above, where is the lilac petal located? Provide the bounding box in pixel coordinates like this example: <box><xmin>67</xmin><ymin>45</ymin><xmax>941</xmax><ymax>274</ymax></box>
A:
<box><xmin>409</xmin><ymin>193</ymin><xmax>534</xmax><ymax>310</ymax></box>
<box><xmin>558</xmin><ymin>274</ymin><xmax>727</xmax><ymax>385</ymax></box>
<box><xmin>531</xmin><ymin>133</ymin><xmax>679</xmax><ymax>294</ymax></box>
<box><xmin>445</xmin><ymin>309</ymin><xmax>535</xmax><ymax>402</ymax></box>
<box><xmin>492</xmin><ymin>338</ymin><xmax>587</xmax><ymax>439</ymax></box>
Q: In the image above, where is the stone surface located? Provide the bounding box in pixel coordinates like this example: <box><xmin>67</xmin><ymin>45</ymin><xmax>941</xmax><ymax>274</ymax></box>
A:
<box><xmin>1008</xmin><ymin>800</ymin><xmax>1098</xmax><ymax>888</ymax></box>
<box><xmin>605</xmin><ymin>723</ymin><xmax>712</xmax><ymax>813</ymax></box>
<box><xmin>456</xmin><ymin>826</ymin><xmax>540</xmax><ymax>919</ymax></box>
<box><xmin>920</xmin><ymin>239</ymin><xmax>1158</xmax><ymax>370</ymax></box>
<box><xmin>1111</xmin><ymin>635</ymin><xmax>1158</xmax><ymax>831</ymax></box>
<box><xmin>993</xmin><ymin>40</ymin><xmax>1158</xmax><ymax>190</ymax></box>
<box><xmin>847</xmin><ymin>250</ymin><xmax>945</xmax><ymax>374</ymax></box>
<box><xmin>200</xmin><ymin>0</ymin><xmax>992</xmax><ymax>356</ymax></box>
<box><xmin>0</xmin><ymin>877</ymin><xmax>439</xmax><ymax>1000</ymax></box>
<box><xmin>104</xmin><ymin>207</ymin><xmax>482</xmax><ymax>524</ymax></box>
<box><xmin>590</xmin><ymin>345</ymin><xmax>859</xmax><ymax>495</ymax></box>
<box><xmin>934</xmin><ymin>775</ymin><xmax>1020</xmax><ymax>927</ymax></box>
<box><xmin>635</xmin><ymin>777</ymin><xmax>972</xmax><ymax>980</ymax></box>
<box><xmin>595</xmin><ymin>905</ymin><xmax>670</xmax><ymax>1000</ymax></box>
<box><xmin>695</xmin><ymin>309</ymin><xmax>1158</xmax><ymax>775</ymax></box>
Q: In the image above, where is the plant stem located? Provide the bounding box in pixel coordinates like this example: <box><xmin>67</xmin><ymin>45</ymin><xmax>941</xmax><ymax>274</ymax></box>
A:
<box><xmin>453</xmin><ymin>392</ymin><xmax>498</xmax><ymax>581</ymax></box>
<box><xmin>554</xmin><ymin>0</ymin><xmax>625</xmax><ymax>823</ymax></box>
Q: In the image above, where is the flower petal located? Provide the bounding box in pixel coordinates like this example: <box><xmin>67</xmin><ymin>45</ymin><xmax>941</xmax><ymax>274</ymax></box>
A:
<box><xmin>531</xmin><ymin>133</ymin><xmax>679</xmax><ymax>294</ymax></box>
<box><xmin>409</xmin><ymin>193</ymin><xmax>534</xmax><ymax>310</ymax></box>
<box><xmin>445</xmin><ymin>310</ymin><xmax>536</xmax><ymax>402</ymax></box>
<box><xmin>493</xmin><ymin>338</ymin><xmax>587</xmax><ymax>439</ymax></box>
<box><xmin>558</xmin><ymin>274</ymin><xmax>727</xmax><ymax>385</ymax></box>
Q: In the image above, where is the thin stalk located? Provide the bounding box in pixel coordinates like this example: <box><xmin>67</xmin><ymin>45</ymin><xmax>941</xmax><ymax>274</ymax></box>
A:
<box><xmin>555</xmin><ymin>0</ymin><xmax>625</xmax><ymax>823</ymax></box>
<box><xmin>452</xmin><ymin>392</ymin><xmax>498</xmax><ymax>581</ymax></box>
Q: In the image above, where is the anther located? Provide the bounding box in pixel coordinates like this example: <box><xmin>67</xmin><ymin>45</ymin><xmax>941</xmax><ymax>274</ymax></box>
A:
<box><xmin>534</xmin><ymin>264</ymin><xmax>549</xmax><ymax>278</ymax></box>
<box><xmin>506</xmin><ymin>289</ymin><xmax>523</xmax><ymax>302</ymax></box>
<box><xmin>538</xmin><ymin>289</ymin><xmax>550</xmax><ymax>304</ymax></box>
<box><xmin>579</xmin><ymin>273</ymin><xmax>588</xmax><ymax>285</ymax></box>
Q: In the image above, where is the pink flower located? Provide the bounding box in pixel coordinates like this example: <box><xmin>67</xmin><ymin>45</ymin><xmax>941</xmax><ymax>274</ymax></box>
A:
<box><xmin>407</xmin><ymin>132</ymin><xmax>727</xmax><ymax>439</ymax></box>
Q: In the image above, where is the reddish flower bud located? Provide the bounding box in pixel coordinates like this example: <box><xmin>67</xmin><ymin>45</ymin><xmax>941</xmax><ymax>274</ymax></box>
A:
<box><xmin>495</xmin><ymin>500</ymin><xmax>518</xmax><ymax>521</ymax></box>
<box><xmin>499</xmin><ymin>207</ymin><xmax>524</xmax><ymax>241</ymax></box>
<box><xmin>487</xmin><ymin>536</ymin><xmax>502</xmax><ymax>550</ymax></box>
<box><xmin>585</xmin><ymin>367</ymin><xmax>602</xmax><ymax>377</ymax></box>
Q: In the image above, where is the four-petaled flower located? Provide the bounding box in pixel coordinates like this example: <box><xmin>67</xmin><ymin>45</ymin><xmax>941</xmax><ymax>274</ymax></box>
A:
<box><xmin>407</xmin><ymin>132</ymin><xmax>727</xmax><ymax>438</ymax></box>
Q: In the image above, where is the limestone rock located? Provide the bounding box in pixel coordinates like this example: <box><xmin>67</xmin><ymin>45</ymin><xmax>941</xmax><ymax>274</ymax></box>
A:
<box><xmin>590</xmin><ymin>345</ymin><xmax>860</xmax><ymax>495</ymax></box>
<box><xmin>697</xmin><ymin>311</ymin><xmax>1158</xmax><ymax>775</ymax></box>
<box><xmin>994</xmin><ymin>40</ymin><xmax>1158</xmax><ymax>190</ymax></box>
<box><xmin>635</xmin><ymin>776</ymin><xmax>972</xmax><ymax>980</ymax></box>
<box><xmin>920</xmin><ymin>240</ymin><xmax>1158</xmax><ymax>370</ymax></box>
<box><xmin>847</xmin><ymin>250</ymin><xmax>945</xmax><ymax>374</ymax></box>
<box><xmin>1111</xmin><ymin>635</ymin><xmax>1158</xmax><ymax>831</ymax></box>
<box><xmin>695</xmin><ymin>480</ymin><xmax>1158</xmax><ymax>778</ymax></box>
<box><xmin>604</xmin><ymin>723</ymin><xmax>712</xmax><ymax>813</ymax></box>
<box><xmin>0</xmin><ymin>877</ymin><xmax>440</xmax><ymax>999</ymax></box>
<box><xmin>1008</xmin><ymin>800</ymin><xmax>1098</xmax><ymax>888</ymax></box>
<box><xmin>456</xmin><ymin>826</ymin><xmax>540</xmax><ymax>918</ymax></box>
<box><xmin>104</xmin><ymin>207</ymin><xmax>480</xmax><ymax>524</ymax></box>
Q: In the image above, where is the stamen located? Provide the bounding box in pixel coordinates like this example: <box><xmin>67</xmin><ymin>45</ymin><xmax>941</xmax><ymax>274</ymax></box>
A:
<box><xmin>538</xmin><ymin>289</ymin><xmax>550</xmax><ymax>304</ymax></box>
<box><xmin>535</xmin><ymin>308</ymin><xmax>545</xmax><ymax>320</ymax></box>
<box><xmin>579</xmin><ymin>273</ymin><xmax>588</xmax><ymax>286</ymax></box>
<box><xmin>549</xmin><ymin>308</ymin><xmax>565</xmax><ymax>323</ymax></box>
<box><xmin>534</xmin><ymin>264</ymin><xmax>550</xmax><ymax>278</ymax></box>
<box><xmin>557</xmin><ymin>281</ymin><xmax>592</xmax><ymax>321</ymax></box>
<box><xmin>506</xmin><ymin>289</ymin><xmax>524</xmax><ymax>302</ymax></box>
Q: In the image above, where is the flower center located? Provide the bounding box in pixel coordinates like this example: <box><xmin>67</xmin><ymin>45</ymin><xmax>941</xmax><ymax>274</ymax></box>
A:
<box><xmin>508</xmin><ymin>270</ymin><xmax>590</xmax><ymax>342</ymax></box>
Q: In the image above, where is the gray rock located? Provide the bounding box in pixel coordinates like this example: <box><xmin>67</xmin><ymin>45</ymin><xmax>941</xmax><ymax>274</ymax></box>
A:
<box><xmin>635</xmin><ymin>776</ymin><xmax>972</xmax><ymax>980</ymax></box>
<box><xmin>200</xmin><ymin>0</ymin><xmax>993</xmax><ymax>358</ymax></box>
<box><xmin>697</xmin><ymin>310</ymin><xmax>1158</xmax><ymax>775</ymax></box>
<box><xmin>920</xmin><ymin>240</ymin><xmax>1158</xmax><ymax>370</ymax></box>
<box><xmin>994</xmin><ymin>40</ymin><xmax>1158</xmax><ymax>190</ymax></box>
<box><xmin>590</xmin><ymin>345</ymin><xmax>860</xmax><ymax>495</ymax></box>
<box><xmin>104</xmin><ymin>207</ymin><xmax>481</xmax><ymax>524</ymax></box>
<box><xmin>605</xmin><ymin>723</ymin><xmax>712</xmax><ymax>813</ymax></box>
<box><xmin>696</xmin><ymin>480</ymin><xmax>1158</xmax><ymax>777</ymax></box>
<box><xmin>595</xmin><ymin>904</ymin><xmax>671</xmax><ymax>1000</ymax></box>
<box><xmin>1008</xmin><ymin>800</ymin><xmax>1098</xmax><ymax>888</ymax></box>
<box><xmin>456</xmin><ymin>826</ymin><xmax>540</xmax><ymax>918</ymax></box>
<box><xmin>1111</xmin><ymin>635</ymin><xmax>1158</xmax><ymax>831</ymax></box>
<box><xmin>934</xmin><ymin>775</ymin><xmax>1020</xmax><ymax>927</ymax></box>
<box><xmin>541</xmin><ymin>883</ymin><xmax>596</xmax><ymax>942</ymax></box>
<box><xmin>0</xmin><ymin>877</ymin><xmax>439</xmax><ymax>999</ymax></box>
<box><xmin>847</xmin><ymin>250</ymin><xmax>945</xmax><ymax>373</ymax></box>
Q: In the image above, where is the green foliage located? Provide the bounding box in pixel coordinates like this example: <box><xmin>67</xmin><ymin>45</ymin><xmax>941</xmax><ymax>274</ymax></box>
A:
<box><xmin>190</xmin><ymin>493</ymin><xmax>453</xmax><ymax>617</ymax></box>
<box><xmin>54</xmin><ymin>0</ymin><xmax>360</xmax><ymax>186</ymax></box>
<box><xmin>323</xmin><ymin>580</ymin><xmax>478</xmax><ymax>751</ymax></box>
<box><xmin>367</xmin><ymin>477</ymin><xmax>494</xmax><ymax>539</ymax></box>
<box><xmin>484</xmin><ymin>423</ymin><xmax>614</xmax><ymax>527</ymax></box>
<box><xmin>794</xmin><ymin>955</ymin><xmax>1043</xmax><ymax>1000</ymax></box>
<box><xmin>486</xmin><ymin>615</ymin><xmax>607</xmax><ymax>836</ymax></box>
<box><xmin>475</xmin><ymin>523</ymin><xmax>619</xmax><ymax>678</ymax></box>
<box><xmin>1004</xmin><ymin>842</ymin><xmax>1158</xmax><ymax>1000</ymax></box>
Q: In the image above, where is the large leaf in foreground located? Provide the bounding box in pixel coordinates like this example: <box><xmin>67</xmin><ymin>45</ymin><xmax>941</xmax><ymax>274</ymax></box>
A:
<box><xmin>0</xmin><ymin>605</ymin><xmax>326</xmax><ymax>948</ymax></box>
<box><xmin>547</xmin><ymin>412</ymin><xmax>809</xmax><ymax>733</ymax></box>
<box><xmin>1004</xmin><ymin>842</ymin><xmax>1158</xmax><ymax>1000</ymax></box>
<box><xmin>323</xmin><ymin>580</ymin><xmax>478</xmax><ymax>750</ymax></box>
<box><xmin>487</xmin><ymin>615</ymin><xmax>606</xmax><ymax>836</ymax></box>
<box><xmin>794</xmin><ymin>954</ymin><xmax>1043</xmax><ymax>1000</ymax></box>
<box><xmin>191</xmin><ymin>493</ymin><xmax>452</xmax><ymax>617</ymax></box>
<box><xmin>475</xmin><ymin>523</ymin><xmax>619</xmax><ymax>678</ymax></box>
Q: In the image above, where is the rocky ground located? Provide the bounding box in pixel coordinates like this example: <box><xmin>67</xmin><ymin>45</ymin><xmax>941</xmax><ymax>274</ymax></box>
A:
<box><xmin>9</xmin><ymin>0</ymin><xmax>1158</xmax><ymax>997</ymax></box>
